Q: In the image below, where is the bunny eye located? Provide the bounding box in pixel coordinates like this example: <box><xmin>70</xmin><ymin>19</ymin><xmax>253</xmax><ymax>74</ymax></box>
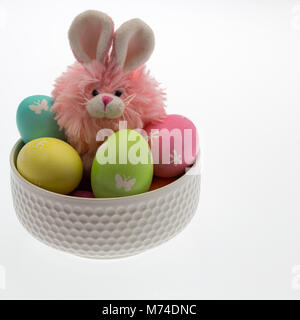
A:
<box><xmin>114</xmin><ymin>90</ymin><xmax>122</xmax><ymax>97</ymax></box>
<box><xmin>92</xmin><ymin>89</ymin><xmax>99</xmax><ymax>97</ymax></box>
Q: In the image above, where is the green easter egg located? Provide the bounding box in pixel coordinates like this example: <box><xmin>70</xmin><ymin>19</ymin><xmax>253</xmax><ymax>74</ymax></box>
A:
<box><xmin>16</xmin><ymin>95</ymin><xmax>66</xmax><ymax>143</ymax></box>
<box><xmin>91</xmin><ymin>129</ymin><xmax>153</xmax><ymax>198</ymax></box>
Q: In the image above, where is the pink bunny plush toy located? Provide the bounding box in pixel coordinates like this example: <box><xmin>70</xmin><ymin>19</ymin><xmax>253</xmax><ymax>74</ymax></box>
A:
<box><xmin>52</xmin><ymin>10</ymin><xmax>166</xmax><ymax>172</ymax></box>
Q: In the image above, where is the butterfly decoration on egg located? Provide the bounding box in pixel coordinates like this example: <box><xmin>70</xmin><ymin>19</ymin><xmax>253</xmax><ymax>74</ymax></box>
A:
<box><xmin>29</xmin><ymin>99</ymin><xmax>49</xmax><ymax>114</ymax></box>
<box><xmin>115</xmin><ymin>174</ymin><xmax>136</xmax><ymax>192</ymax></box>
<box><xmin>32</xmin><ymin>138</ymin><xmax>49</xmax><ymax>149</ymax></box>
<box><xmin>170</xmin><ymin>150</ymin><xmax>182</xmax><ymax>166</ymax></box>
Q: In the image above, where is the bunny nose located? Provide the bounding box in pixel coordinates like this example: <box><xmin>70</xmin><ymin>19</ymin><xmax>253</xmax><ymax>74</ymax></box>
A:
<box><xmin>102</xmin><ymin>96</ymin><xmax>113</xmax><ymax>109</ymax></box>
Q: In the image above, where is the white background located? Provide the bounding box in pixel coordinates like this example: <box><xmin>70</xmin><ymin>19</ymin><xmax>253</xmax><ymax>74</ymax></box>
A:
<box><xmin>0</xmin><ymin>0</ymin><xmax>300</xmax><ymax>299</ymax></box>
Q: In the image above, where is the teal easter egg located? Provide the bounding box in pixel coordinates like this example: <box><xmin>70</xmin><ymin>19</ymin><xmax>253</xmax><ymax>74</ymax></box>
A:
<box><xmin>91</xmin><ymin>129</ymin><xmax>153</xmax><ymax>198</ymax></box>
<box><xmin>16</xmin><ymin>95</ymin><xmax>66</xmax><ymax>143</ymax></box>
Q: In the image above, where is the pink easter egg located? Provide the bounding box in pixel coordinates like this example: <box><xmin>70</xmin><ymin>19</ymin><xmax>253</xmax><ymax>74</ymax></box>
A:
<box><xmin>145</xmin><ymin>114</ymin><xmax>198</xmax><ymax>178</ymax></box>
<box><xmin>70</xmin><ymin>190</ymin><xmax>95</xmax><ymax>198</ymax></box>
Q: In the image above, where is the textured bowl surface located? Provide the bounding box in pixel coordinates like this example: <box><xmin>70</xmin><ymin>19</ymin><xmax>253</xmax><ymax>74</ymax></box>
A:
<box><xmin>10</xmin><ymin>140</ymin><xmax>201</xmax><ymax>259</ymax></box>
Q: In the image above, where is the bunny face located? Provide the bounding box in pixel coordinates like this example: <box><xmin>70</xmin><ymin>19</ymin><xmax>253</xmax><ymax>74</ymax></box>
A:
<box><xmin>52</xmin><ymin>10</ymin><xmax>166</xmax><ymax>171</ymax></box>
<box><xmin>86</xmin><ymin>92</ymin><xmax>125</xmax><ymax>119</ymax></box>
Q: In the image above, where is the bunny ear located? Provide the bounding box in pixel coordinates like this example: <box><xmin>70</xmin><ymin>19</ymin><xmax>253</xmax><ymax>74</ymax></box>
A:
<box><xmin>111</xmin><ymin>18</ymin><xmax>155</xmax><ymax>72</ymax></box>
<box><xmin>68</xmin><ymin>10</ymin><xmax>114</xmax><ymax>63</ymax></box>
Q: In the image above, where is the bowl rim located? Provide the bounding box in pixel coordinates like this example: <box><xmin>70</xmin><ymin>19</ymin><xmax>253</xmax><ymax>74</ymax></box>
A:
<box><xmin>10</xmin><ymin>139</ymin><xmax>200</xmax><ymax>202</ymax></box>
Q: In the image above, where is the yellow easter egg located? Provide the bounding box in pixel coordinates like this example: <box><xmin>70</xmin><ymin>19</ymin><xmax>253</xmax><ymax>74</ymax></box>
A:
<box><xmin>17</xmin><ymin>137</ymin><xmax>83</xmax><ymax>194</ymax></box>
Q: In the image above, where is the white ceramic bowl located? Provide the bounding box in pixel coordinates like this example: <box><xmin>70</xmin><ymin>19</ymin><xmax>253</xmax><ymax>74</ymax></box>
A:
<box><xmin>10</xmin><ymin>140</ymin><xmax>201</xmax><ymax>259</ymax></box>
